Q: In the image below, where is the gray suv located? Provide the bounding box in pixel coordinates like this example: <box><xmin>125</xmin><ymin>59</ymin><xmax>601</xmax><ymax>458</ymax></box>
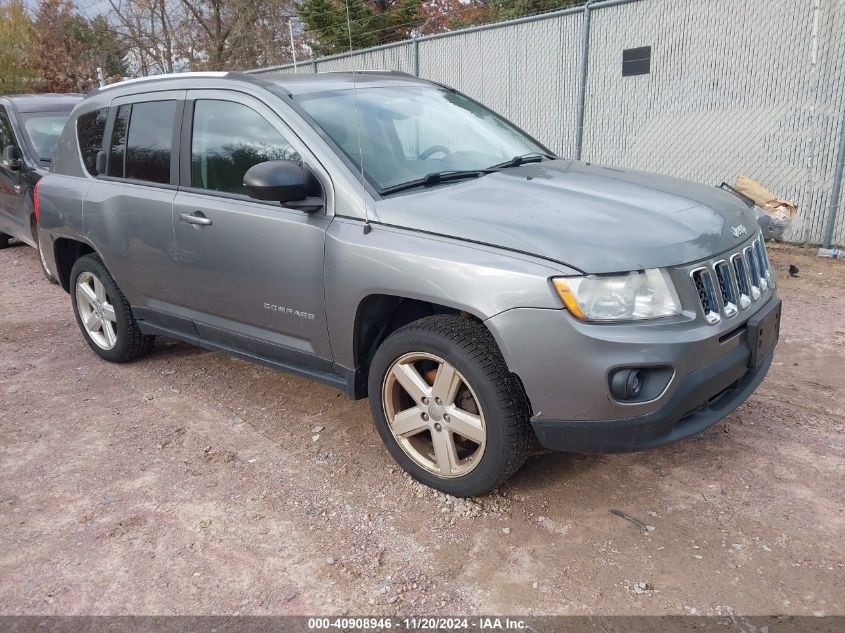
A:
<box><xmin>37</xmin><ymin>72</ymin><xmax>780</xmax><ymax>496</ymax></box>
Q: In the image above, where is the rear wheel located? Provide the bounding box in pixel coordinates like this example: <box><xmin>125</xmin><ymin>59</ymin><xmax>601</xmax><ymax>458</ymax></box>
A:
<box><xmin>0</xmin><ymin>233</ymin><xmax>9</xmax><ymax>249</ymax></box>
<box><xmin>70</xmin><ymin>254</ymin><xmax>154</xmax><ymax>362</ymax></box>
<box><xmin>368</xmin><ymin>315</ymin><xmax>532</xmax><ymax>497</ymax></box>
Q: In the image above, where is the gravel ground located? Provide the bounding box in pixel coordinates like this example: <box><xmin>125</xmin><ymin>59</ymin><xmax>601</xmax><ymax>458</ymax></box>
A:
<box><xmin>0</xmin><ymin>241</ymin><xmax>843</xmax><ymax>616</ymax></box>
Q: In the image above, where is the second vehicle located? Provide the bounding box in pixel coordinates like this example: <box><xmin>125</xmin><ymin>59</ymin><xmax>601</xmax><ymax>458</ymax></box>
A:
<box><xmin>0</xmin><ymin>93</ymin><xmax>82</xmax><ymax>281</ymax></box>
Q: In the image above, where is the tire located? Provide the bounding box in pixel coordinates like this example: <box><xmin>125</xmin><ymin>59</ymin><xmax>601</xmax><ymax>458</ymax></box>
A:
<box><xmin>368</xmin><ymin>315</ymin><xmax>532</xmax><ymax>497</ymax></box>
<box><xmin>0</xmin><ymin>233</ymin><xmax>9</xmax><ymax>250</ymax></box>
<box><xmin>34</xmin><ymin>230</ymin><xmax>57</xmax><ymax>284</ymax></box>
<box><xmin>70</xmin><ymin>254</ymin><xmax>154</xmax><ymax>362</ymax></box>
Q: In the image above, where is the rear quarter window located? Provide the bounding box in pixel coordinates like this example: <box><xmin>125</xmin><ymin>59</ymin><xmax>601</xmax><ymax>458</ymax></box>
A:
<box><xmin>76</xmin><ymin>108</ymin><xmax>109</xmax><ymax>176</ymax></box>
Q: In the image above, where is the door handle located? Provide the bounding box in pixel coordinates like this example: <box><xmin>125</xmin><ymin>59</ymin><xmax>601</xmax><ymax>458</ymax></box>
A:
<box><xmin>180</xmin><ymin>211</ymin><xmax>212</xmax><ymax>226</ymax></box>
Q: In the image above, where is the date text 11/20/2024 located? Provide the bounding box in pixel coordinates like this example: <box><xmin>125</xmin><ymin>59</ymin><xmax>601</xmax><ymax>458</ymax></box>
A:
<box><xmin>307</xmin><ymin>617</ymin><xmax>529</xmax><ymax>630</ymax></box>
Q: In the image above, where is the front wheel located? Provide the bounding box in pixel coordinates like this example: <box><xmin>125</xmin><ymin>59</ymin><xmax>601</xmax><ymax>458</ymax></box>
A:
<box><xmin>0</xmin><ymin>232</ymin><xmax>9</xmax><ymax>250</ymax></box>
<box><xmin>368</xmin><ymin>315</ymin><xmax>532</xmax><ymax>497</ymax></box>
<box><xmin>70</xmin><ymin>254</ymin><xmax>154</xmax><ymax>362</ymax></box>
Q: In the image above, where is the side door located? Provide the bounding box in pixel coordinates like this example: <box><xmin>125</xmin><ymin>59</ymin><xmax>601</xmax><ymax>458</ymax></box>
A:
<box><xmin>172</xmin><ymin>90</ymin><xmax>334</xmax><ymax>371</ymax></box>
<box><xmin>0</xmin><ymin>106</ymin><xmax>24</xmax><ymax>238</ymax></box>
<box><xmin>83</xmin><ymin>91</ymin><xmax>188</xmax><ymax>324</ymax></box>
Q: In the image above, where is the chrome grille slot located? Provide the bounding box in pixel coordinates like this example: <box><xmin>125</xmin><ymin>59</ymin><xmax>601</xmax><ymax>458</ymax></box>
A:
<box><xmin>731</xmin><ymin>252</ymin><xmax>752</xmax><ymax>309</ymax></box>
<box><xmin>754</xmin><ymin>239</ymin><xmax>773</xmax><ymax>288</ymax></box>
<box><xmin>743</xmin><ymin>246</ymin><xmax>762</xmax><ymax>300</ymax></box>
<box><xmin>714</xmin><ymin>260</ymin><xmax>738</xmax><ymax>317</ymax></box>
<box><xmin>691</xmin><ymin>267</ymin><xmax>721</xmax><ymax>325</ymax></box>
<box><xmin>752</xmin><ymin>239</ymin><xmax>768</xmax><ymax>291</ymax></box>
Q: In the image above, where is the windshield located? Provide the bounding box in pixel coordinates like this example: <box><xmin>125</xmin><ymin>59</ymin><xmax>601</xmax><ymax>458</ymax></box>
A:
<box><xmin>19</xmin><ymin>112</ymin><xmax>72</xmax><ymax>161</ymax></box>
<box><xmin>296</xmin><ymin>86</ymin><xmax>550</xmax><ymax>192</ymax></box>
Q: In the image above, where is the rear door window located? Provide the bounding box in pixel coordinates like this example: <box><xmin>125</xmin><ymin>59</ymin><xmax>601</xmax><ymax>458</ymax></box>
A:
<box><xmin>190</xmin><ymin>99</ymin><xmax>300</xmax><ymax>195</ymax></box>
<box><xmin>77</xmin><ymin>108</ymin><xmax>109</xmax><ymax>176</ymax></box>
<box><xmin>125</xmin><ymin>100</ymin><xmax>176</xmax><ymax>184</ymax></box>
<box><xmin>107</xmin><ymin>100</ymin><xmax>176</xmax><ymax>184</ymax></box>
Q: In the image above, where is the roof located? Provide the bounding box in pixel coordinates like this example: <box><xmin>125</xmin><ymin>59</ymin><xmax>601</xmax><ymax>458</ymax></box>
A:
<box><xmin>90</xmin><ymin>70</ymin><xmax>433</xmax><ymax>98</ymax></box>
<box><xmin>2</xmin><ymin>93</ymin><xmax>83</xmax><ymax>113</ymax></box>
<box><xmin>250</xmin><ymin>71</ymin><xmax>433</xmax><ymax>96</ymax></box>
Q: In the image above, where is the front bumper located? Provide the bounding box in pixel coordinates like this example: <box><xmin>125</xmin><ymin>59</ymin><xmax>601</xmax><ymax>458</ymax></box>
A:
<box><xmin>486</xmin><ymin>292</ymin><xmax>780</xmax><ymax>454</ymax></box>
<box><xmin>531</xmin><ymin>343</ymin><xmax>773</xmax><ymax>453</ymax></box>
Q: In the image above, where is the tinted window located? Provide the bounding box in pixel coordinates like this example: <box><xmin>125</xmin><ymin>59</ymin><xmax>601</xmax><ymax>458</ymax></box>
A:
<box><xmin>107</xmin><ymin>104</ymin><xmax>130</xmax><ymax>178</ymax></box>
<box><xmin>191</xmin><ymin>100</ymin><xmax>300</xmax><ymax>195</ymax></box>
<box><xmin>125</xmin><ymin>100</ymin><xmax>176</xmax><ymax>184</ymax></box>
<box><xmin>76</xmin><ymin>108</ymin><xmax>109</xmax><ymax>175</ymax></box>
<box><xmin>0</xmin><ymin>107</ymin><xmax>14</xmax><ymax>149</ymax></box>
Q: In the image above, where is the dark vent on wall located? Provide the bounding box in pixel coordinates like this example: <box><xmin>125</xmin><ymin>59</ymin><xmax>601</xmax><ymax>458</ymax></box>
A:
<box><xmin>622</xmin><ymin>46</ymin><xmax>651</xmax><ymax>76</ymax></box>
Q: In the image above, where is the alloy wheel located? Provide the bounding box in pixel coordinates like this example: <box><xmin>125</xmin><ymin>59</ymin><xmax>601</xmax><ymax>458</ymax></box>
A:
<box><xmin>382</xmin><ymin>352</ymin><xmax>486</xmax><ymax>478</ymax></box>
<box><xmin>75</xmin><ymin>271</ymin><xmax>118</xmax><ymax>350</ymax></box>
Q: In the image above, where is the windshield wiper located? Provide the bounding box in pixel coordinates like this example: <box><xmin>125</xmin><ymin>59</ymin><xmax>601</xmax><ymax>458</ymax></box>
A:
<box><xmin>487</xmin><ymin>152</ymin><xmax>553</xmax><ymax>170</ymax></box>
<box><xmin>379</xmin><ymin>152</ymin><xmax>556</xmax><ymax>195</ymax></box>
<box><xmin>380</xmin><ymin>170</ymin><xmax>491</xmax><ymax>195</ymax></box>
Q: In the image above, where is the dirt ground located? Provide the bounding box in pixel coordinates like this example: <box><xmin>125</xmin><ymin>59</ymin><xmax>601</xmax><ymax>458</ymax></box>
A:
<box><xmin>0</xmin><ymin>241</ymin><xmax>843</xmax><ymax>617</ymax></box>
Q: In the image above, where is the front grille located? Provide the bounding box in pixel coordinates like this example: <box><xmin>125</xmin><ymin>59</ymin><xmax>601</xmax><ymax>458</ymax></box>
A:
<box><xmin>690</xmin><ymin>234</ymin><xmax>772</xmax><ymax>325</ymax></box>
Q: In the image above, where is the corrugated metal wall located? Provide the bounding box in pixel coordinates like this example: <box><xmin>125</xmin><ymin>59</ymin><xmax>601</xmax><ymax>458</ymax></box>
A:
<box><xmin>250</xmin><ymin>0</ymin><xmax>845</xmax><ymax>245</ymax></box>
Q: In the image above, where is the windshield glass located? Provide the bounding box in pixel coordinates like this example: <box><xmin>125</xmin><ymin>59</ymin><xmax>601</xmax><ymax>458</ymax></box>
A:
<box><xmin>20</xmin><ymin>112</ymin><xmax>71</xmax><ymax>161</ymax></box>
<box><xmin>296</xmin><ymin>86</ymin><xmax>549</xmax><ymax>192</ymax></box>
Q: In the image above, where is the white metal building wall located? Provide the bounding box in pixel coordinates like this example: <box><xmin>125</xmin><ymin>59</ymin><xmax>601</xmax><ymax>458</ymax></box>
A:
<box><xmin>250</xmin><ymin>0</ymin><xmax>845</xmax><ymax>245</ymax></box>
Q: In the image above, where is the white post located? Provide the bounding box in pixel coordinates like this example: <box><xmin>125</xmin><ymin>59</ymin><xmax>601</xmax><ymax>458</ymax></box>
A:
<box><xmin>96</xmin><ymin>67</ymin><xmax>105</xmax><ymax>88</ymax></box>
<box><xmin>289</xmin><ymin>19</ymin><xmax>298</xmax><ymax>73</ymax></box>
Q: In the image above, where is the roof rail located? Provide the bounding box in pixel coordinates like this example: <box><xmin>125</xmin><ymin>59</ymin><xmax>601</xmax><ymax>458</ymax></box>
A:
<box><xmin>318</xmin><ymin>69</ymin><xmax>416</xmax><ymax>77</ymax></box>
<box><xmin>97</xmin><ymin>71</ymin><xmax>230</xmax><ymax>92</ymax></box>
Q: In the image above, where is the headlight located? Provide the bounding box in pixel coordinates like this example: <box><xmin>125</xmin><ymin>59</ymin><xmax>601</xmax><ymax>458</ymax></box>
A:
<box><xmin>553</xmin><ymin>269</ymin><xmax>681</xmax><ymax>321</ymax></box>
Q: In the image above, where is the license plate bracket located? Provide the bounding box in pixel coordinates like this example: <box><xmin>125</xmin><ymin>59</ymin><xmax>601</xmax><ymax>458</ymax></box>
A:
<box><xmin>747</xmin><ymin>298</ymin><xmax>781</xmax><ymax>368</ymax></box>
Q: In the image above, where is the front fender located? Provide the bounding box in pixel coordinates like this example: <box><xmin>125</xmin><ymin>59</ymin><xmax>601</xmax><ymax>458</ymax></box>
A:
<box><xmin>324</xmin><ymin>217</ymin><xmax>574</xmax><ymax>369</ymax></box>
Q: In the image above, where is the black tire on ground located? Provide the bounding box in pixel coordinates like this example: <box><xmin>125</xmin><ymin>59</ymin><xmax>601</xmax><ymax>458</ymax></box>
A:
<box><xmin>368</xmin><ymin>314</ymin><xmax>532</xmax><ymax>497</ymax></box>
<box><xmin>0</xmin><ymin>233</ymin><xmax>9</xmax><ymax>249</ymax></box>
<box><xmin>34</xmin><ymin>230</ymin><xmax>58</xmax><ymax>284</ymax></box>
<box><xmin>70</xmin><ymin>254</ymin><xmax>154</xmax><ymax>362</ymax></box>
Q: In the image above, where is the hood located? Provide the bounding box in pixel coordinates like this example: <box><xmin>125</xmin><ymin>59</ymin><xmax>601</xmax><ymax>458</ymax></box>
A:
<box><xmin>374</xmin><ymin>160</ymin><xmax>757</xmax><ymax>274</ymax></box>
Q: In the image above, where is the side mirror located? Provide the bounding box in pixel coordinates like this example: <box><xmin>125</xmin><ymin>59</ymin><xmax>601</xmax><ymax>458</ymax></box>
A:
<box><xmin>2</xmin><ymin>145</ymin><xmax>22</xmax><ymax>171</ymax></box>
<box><xmin>95</xmin><ymin>150</ymin><xmax>107</xmax><ymax>175</ymax></box>
<box><xmin>243</xmin><ymin>160</ymin><xmax>323</xmax><ymax>213</ymax></box>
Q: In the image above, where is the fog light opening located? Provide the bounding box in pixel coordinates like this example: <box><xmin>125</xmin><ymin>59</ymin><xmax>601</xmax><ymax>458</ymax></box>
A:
<box><xmin>611</xmin><ymin>368</ymin><xmax>644</xmax><ymax>401</ymax></box>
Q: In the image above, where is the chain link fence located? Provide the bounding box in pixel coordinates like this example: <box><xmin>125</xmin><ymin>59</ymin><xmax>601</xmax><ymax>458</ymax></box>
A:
<box><xmin>250</xmin><ymin>0</ymin><xmax>845</xmax><ymax>246</ymax></box>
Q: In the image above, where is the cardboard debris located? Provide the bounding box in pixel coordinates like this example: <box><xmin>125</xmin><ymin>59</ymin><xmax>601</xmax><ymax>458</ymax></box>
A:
<box><xmin>734</xmin><ymin>176</ymin><xmax>797</xmax><ymax>222</ymax></box>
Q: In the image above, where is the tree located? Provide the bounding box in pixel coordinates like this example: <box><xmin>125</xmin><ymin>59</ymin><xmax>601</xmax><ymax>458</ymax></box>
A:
<box><xmin>31</xmin><ymin>0</ymin><xmax>95</xmax><ymax>92</ymax></box>
<box><xmin>83</xmin><ymin>15</ymin><xmax>129</xmax><ymax>79</ymax></box>
<box><xmin>108</xmin><ymin>0</ymin><xmax>186</xmax><ymax>75</ymax></box>
<box><xmin>0</xmin><ymin>0</ymin><xmax>36</xmax><ymax>94</ymax></box>
<box><xmin>298</xmin><ymin>0</ymin><xmax>421</xmax><ymax>56</ymax></box>
<box><xmin>417</xmin><ymin>0</ymin><xmax>493</xmax><ymax>35</ymax></box>
<box><xmin>108</xmin><ymin>0</ymin><xmax>300</xmax><ymax>74</ymax></box>
<box><xmin>178</xmin><ymin>0</ymin><xmax>302</xmax><ymax>70</ymax></box>
<box><xmin>491</xmin><ymin>0</ymin><xmax>581</xmax><ymax>22</ymax></box>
